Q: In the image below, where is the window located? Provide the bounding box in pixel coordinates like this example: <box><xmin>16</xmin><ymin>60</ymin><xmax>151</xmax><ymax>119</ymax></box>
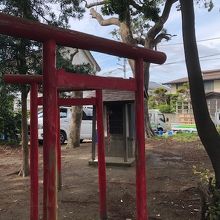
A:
<box><xmin>204</xmin><ymin>80</ymin><xmax>214</xmax><ymax>93</ymax></box>
<box><xmin>38</xmin><ymin>108</ymin><xmax>68</xmax><ymax>118</ymax></box>
<box><xmin>176</xmin><ymin>83</ymin><xmax>182</xmax><ymax>90</ymax></box>
<box><xmin>82</xmin><ymin>111</ymin><xmax>93</xmax><ymax>120</ymax></box>
<box><xmin>60</xmin><ymin>108</ymin><xmax>67</xmax><ymax>118</ymax></box>
<box><xmin>176</xmin><ymin>101</ymin><xmax>192</xmax><ymax>114</ymax></box>
<box><xmin>107</xmin><ymin>104</ymin><xmax>123</xmax><ymax>135</ymax></box>
<box><xmin>207</xmin><ymin>100</ymin><xmax>211</xmax><ymax>112</ymax></box>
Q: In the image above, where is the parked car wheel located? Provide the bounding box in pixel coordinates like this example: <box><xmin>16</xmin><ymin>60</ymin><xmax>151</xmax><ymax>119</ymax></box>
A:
<box><xmin>60</xmin><ymin>130</ymin><xmax>66</xmax><ymax>145</ymax></box>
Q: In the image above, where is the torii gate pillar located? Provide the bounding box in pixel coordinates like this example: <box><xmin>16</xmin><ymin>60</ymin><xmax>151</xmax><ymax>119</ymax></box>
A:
<box><xmin>43</xmin><ymin>40</ymin><xmax>58</xmax><ymax>220</ymax></box>
<box><xmin>135</xmin><ymin>59</ymin><xmax>147</xmax><ymax>219</ymax></box>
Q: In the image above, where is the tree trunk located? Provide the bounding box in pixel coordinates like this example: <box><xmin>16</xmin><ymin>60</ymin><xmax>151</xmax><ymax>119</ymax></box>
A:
<box><xmin>16</xmin><ymin>37</ymin><xmax>29</xmax><ymax>177</ymax></box>
<box><xmin>144</xmin><ymin>102</ymin><xmax>155</xmax><ymax>137</ymax></box>
<box><xmin>144</xmin><ymin>62</ymin><xmax>155</xmax><ymax>137</ymax></box>
<box><xmin>119</xmin><ymin>22</ymin><xmax>135</xmax><ymax>73</ymax></box>
<box><xmin>67</xmin><ymin>91</ymin><xmax>83</xmax><ymax>148</ymax></box>
<box><xmin>119</xmin><ymin>22</ymin><xmax>154</xmax><ymax>137</ymax></box>
<box><xmin>20</xmin><ymin>85</ymin><xmax>29</xmax><ymax>176</ymax></box>
<box><xmin>180</xmin><ymin>0</ymin><xmax>220</xmax><ymax>188</ymax></box>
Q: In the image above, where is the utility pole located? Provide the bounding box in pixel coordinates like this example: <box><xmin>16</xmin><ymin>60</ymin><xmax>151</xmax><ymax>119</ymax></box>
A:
<box><xmin>123</xmin><ymin>58</ymin><xmax>126</xmax><ymax>79</ymax></box>
<box><xmin>117</xmin><ymin>58</ymin><xmax>127</xmax><ymax>78</ymax></box>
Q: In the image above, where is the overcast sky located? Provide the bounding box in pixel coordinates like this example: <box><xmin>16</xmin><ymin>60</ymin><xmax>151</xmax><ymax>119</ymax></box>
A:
<box><xmin>70</xmin><ymin>1</ymin><xmax>220</xmax><ymax>83</ymax></box>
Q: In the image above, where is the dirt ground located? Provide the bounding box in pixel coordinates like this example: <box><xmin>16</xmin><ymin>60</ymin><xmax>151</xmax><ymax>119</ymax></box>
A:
<box><xmin>0</xmin><ymin>138</ymin><xmax>212</xmax><ymax>220</ymax></box>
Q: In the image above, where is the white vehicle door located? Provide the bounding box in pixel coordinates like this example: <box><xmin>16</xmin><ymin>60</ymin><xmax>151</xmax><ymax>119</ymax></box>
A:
<box><xmin>60</xmin><ymin>107</ymin><xmax>70</xmax><ymax>135</ymax></box>
<box><xmin>81</xmin><ymin>108</ymin><xmax>93</xmax><ymax>139</ymax></box>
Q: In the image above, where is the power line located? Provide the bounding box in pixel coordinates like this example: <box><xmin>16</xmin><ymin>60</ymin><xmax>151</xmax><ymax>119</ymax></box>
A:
<box><xmin>99</xmin><ymin>68</ymin><xmax>119</xmax><ymax>76</ymax></box>
<box><xmin>151</xmin><ymin>54</ymin><xmax>220</xmax><ymax>67</ymax></box>
<box><xmin>164</xmin><ymin>53</ymin><xmax>220</xmax><ymax>65</ymax></box>
<box><xmin>99</xmin><ymin>51</ymin><xmax>220</xmax><ymax>73</ymax></box>
<box><xmin>200</xmin><ymin>57</ymin><xmax>220</xmax><ymax>62</ymax></box>
<box><xmin>159</xmin><ymin>36</ymin><xmax>220</xmax><ymax>47</ymax></box>
<box><xmin>97</xmin><ymin>38</ymin><xmax>220</xmax><ymax>68</ymax></box>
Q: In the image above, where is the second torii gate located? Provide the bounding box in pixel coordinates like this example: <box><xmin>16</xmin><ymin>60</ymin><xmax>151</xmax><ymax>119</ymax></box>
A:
<box><xmin>0</xmin><ymin>13</ymin><xmax>166</xmax><ymax>220</ymax></box>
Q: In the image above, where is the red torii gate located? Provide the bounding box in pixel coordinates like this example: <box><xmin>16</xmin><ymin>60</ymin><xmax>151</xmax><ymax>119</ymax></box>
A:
<box><xmin>0</xmin><ymin>13</ymin><xmax>166</xmax><ymax>220</ymax></box>
<box><xmin>4</xmin><ymin>74</ymin><xmax>103</xmax><ymax>220</ymax></box>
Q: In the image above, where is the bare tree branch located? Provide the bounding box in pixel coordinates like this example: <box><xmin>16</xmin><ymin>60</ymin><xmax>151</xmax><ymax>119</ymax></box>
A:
<box><xmin>154</xmin><ymin>33</ymin><xmax>175</xmax><ymax>48</ymax></box>
<box><xmin>155</xmin><ymin>33</ymin><xmax>173</xmax><ymax>44</ymax></box>
<box><xmin>30</xmin><ymin>5</ymin><xmax>51</xmax><ymax>23</ymax></box>
<box><xmin>83</xmin><ymin>0</ymin><xmax>105</xmax><ymax>8</ymax></box>
<box><xmin>147</xmin><ymin>0</ymin><xmax>177</xmax><ymax>40</ymax></box>
<box><xmin>90</xmin><ymin>8</ymin><xmax>120</xmax><ymax>26</ymax></box>
<box><xmin>134</xmin><ymin>36</ymin><xmax>145</xmax><ymax>46</ymax></box>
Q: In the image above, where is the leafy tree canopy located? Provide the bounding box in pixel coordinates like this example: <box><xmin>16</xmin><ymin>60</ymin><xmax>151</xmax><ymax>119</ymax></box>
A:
<box><xmin>0</xmin><ymin>0</ymin><xmax>86</xmax><ymax>142</ymax></box>
<box><xmin>101</xmin><ymin>0</ymin><xmax>162</xmax><ymax>22</ymax></box>
<box><xmin>0</xmin><ymin>0</ymin><xmax>85</xmax><ymax>26</ymax></box>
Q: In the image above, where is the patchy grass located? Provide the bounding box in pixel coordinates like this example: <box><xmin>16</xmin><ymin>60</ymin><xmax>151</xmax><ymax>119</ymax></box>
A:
<box><xmin>171</xmin><ymin>132</ymin><xmax>199</xmax><ymax>142</ymax></box>
<box><xmin>153</xmin><ymin>132</ymin><xmax>199</xmax><ymax>143</ymax></box>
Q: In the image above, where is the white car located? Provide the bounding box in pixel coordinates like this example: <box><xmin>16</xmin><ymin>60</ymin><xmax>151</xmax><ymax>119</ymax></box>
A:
<box><xmin>37</xmin><ymin>106</ymin><xmax>93</xmax><ymax>144</ymax></box>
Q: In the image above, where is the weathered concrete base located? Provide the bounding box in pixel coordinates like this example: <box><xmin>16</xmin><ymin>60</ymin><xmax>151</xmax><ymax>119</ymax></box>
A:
<box><xmin>88</xmin><ymin>157</ymin><xmax>135</xmax><ymax>167</ymax></box>
<box><xmin>105</xmin><ymin>136</ymin><xmax>134</xmax><ymax>158</ymax></box>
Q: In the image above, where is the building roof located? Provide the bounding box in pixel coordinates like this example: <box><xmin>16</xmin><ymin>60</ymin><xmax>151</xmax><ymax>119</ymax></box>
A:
<box><xmin>149</xmin><ymin>81</ymin><xmax>170</xmax><ymax>91</ymax></box>
<box><xmin>84</xmin><ymin>90</ymin><xmax>135</xmax><ymax>102</ymax></box>
<box><xmin>164</xmin><ymin>69</ymin><xmax>220</xmax><ymax>85</ymax></box>
<box><xmin>205</xmin><ymin>91</ymin><xmax>220</xmax><ymax>98</ymax></box>
<box><xmin>84</xmin><ymin>81</ymin><xmax>168</xmax><ymax>102</ymax></box>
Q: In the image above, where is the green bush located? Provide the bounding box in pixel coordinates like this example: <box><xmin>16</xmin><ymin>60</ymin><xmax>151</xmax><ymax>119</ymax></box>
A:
<box><xmin>0</xmin><ymin>85</ymin><xmax>21</xmax><ymax>144</ymax></box>
<box><xmin>0</xmin><ymin>111</ymin><xmax>21</xmax><ymax>143</ymax></box>
<box><xmin>158</xmin><ymin>104</ymin><xmax>175</xmax><ymax>113</ymax></box>
<box><xmin>193</xmin><ymin>166</ymin><xmax>220</xmax><ymax>220</ymax></box>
